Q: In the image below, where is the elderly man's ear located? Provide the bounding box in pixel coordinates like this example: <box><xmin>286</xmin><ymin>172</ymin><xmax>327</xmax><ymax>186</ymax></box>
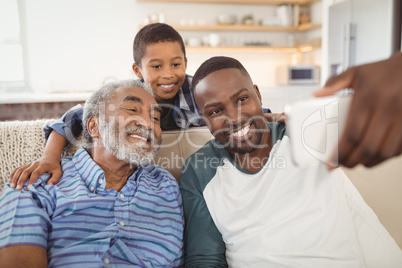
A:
<box><xmin>87</xmin><ymin>117</ymin><xmax>100</xmax><ymax>140</ymax></box>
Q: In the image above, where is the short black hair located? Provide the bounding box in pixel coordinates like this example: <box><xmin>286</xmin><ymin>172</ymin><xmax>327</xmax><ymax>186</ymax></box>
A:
<box><xmin>192</xmin><ymin>56</ymin><xmax>251</xmax><ymax>90</ymax></box>
<box><xmin>133</xmin><ymin>23</ymin><xmax>186</xmax><ymax>68</ymax></box>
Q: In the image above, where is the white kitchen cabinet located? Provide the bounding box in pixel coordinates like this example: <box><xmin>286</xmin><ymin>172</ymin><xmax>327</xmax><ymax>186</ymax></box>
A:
<box><xmin>327</xmin><ymin>0</ymin><xmax>398</xmax><ymax>77</ymax></box>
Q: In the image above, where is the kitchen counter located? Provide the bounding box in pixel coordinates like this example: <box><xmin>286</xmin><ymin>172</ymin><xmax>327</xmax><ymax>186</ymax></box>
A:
<box><xmin>0</xmin><ymin>92</ymin><xmax>92</xmax><ymax>104</ymax></box>
<box><xmin>0</xmin><ymin>86</ymin><xmax>321</xmax><ymax>120</ymax></box>
<box><xmin>0</xmin><ymin>92</ymin><xmax>92</xmax><ymax>121</ymax></box>
<box><xmin>259</xmin><ymin>85</ymin><xmax>320</xmax><ymax>113</ymax></box>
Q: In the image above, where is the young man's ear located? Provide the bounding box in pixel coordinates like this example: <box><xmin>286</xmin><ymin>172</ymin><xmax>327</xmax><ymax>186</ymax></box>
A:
<box><xmin>132</xmin><ymin>63</ymin><xmax>143</xmax><ymax>79</ymax></box>
<box><xmin>87</xmin><ymin>116</ymin><xmax>100</xmax><ymax>139</ymax></box>
<box><xmin>253</xmin><ymin>84</ymin><xmax>262</xmax><ymax>105</ymax></box>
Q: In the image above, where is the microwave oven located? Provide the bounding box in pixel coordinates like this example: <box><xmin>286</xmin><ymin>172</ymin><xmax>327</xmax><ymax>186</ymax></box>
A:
<box><xmin>276</xmin><ymin>65</ymin><xmax>320</xmax><ymax>85</ymax></box>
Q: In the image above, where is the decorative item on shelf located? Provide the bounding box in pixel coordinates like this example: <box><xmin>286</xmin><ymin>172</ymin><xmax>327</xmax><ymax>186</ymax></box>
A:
<box><xmin>242</xmin><ymin>14</ymin><xmax>254</xmax><ymax>26</ymax></box>
<box><xmin>179</xmin><ymin>18</ymin><xmax>187</xmax><ymax>26</ymax></box>
<box><xmin>288</xmin><ymin>34</ymin><xmax>295</xmax><ymax>47</ymax></box>
<box><xmin>202</xmin><ymin>35</ymin><xmax>210</xmax><ymax>46</ymax></box>
<box><xmin>144</xmin><ymin>13</ymin><xmax>165</xmax><ymax>24</ymax></box>
<box><xmin>276</xmin><ymin>4</ymin><xmax>293</xmax><ymax>26</ymax></box>
<box><xmin>293</xmin><ymin>5</ymin><xmax>300</xmax><ymax>26</ymax></box>
<box><xmin>244</xmin><ymin>41</ymin><xmax>271</xmax><ymax>47</ymax></box>
<box><xmin>217</xmin><ymin>14</ymin><xmax>237</xmax><ymax>25</ymax></box>
<box><xmin>180</xmin><ymin>18</ymin><xmax>206</xmax><ymax>26</ymax></box>
<box><xmin>187</xmin><ymin>37</ymin><xmax>201</xmax><ymax>47</ymax></box>
<box><xmin>299</xmin><ymin>12</ymin><xmax>311</xmax><ymax>25</ymax></box>
<box><xmin>309</xmin><ymin>38</ymin><xmax>321</xmax><ymax>48</ymax></box>
<box><xmin>188</xmin><ymin>19</ymin><xmax>195</xmax><ymax>26</ymax></box>
<box><xmin>196</xmin><ymin>19</ymin><xmax>206</xmax><ymax>26</ymax></box>
<box><xmin>208</xmin><ymin>33</ymin><xmax>221</xmax><ymax>47</ymax></box>
<box><xmin>260</xmin><ymin>16</ymin><xmax>281</xmax><ymax>27</ymax></box>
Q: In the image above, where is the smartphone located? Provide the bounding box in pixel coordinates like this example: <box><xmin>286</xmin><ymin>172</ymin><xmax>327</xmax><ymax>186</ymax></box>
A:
<box><xmin>284</xmin><ymin>95</ymin><xmax>352</xmax><ymax>167</ymax></box>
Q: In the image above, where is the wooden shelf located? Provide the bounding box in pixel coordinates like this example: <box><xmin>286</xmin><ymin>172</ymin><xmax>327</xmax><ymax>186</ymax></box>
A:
<box><xmin>140</xmin><ymin>23</ymin><xmax>321</xmax><ymax>32</ymax></box>
<box><xmin>186</xmin><ymin>44</ymin><xmax>316</xmax><ymax>53</ymax></box>
<box><xmin>137</xmin><ymin>0</ymin><xmax>322</xmax><ymax>53</ymax></box>
<box><xmin>137</xmin><ymin>0</ymin><xmax>320</xmax><ymax>5</ymax></box>
<box><xmin>187</xmin><ymin>46</ymin><xmax>298</xmax><ymax>53</ymax></box>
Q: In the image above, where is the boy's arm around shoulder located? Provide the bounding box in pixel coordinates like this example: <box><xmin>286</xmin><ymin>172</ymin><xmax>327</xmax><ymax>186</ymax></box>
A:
<box><xmin>44</xmin><ymin>104</ymin><xmax>84</xmax><ymax>143</ymax></box>
<box><xmin>9</xmin><ymin>131</ymin><xmax>66</xmax><ymax>190</ymax></box>
<box><xmin>179</xmin><ymin>157</ymin><xmax>228</xmax><ymax>267</ymax></box>
<box><xmin>8</xmin><ymin>104</ymin><xmax>84</xmax><ymax>190</ymax></box>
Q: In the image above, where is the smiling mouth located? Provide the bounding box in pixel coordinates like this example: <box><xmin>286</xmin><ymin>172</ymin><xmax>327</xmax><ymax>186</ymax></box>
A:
<box><xmin>159</xmin><ymin>83</ymin><xmax>177</xmax><ymax>92</ymax></box>
<box><xmin>230</xmin><ymin>123</ymin><xmax>252</xmax><ymax>139</ymax></box>
<box><xmin>128</xmin><ymin>133</ymin><xmax>149</xmax><ymax>143</ymax></box>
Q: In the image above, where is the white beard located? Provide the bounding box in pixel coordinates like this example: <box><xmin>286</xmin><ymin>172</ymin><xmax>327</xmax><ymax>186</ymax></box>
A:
<box><xmin>99</xmin><ymin>119</ymin><xmax>160</xmax><ymax>166</ymax></box>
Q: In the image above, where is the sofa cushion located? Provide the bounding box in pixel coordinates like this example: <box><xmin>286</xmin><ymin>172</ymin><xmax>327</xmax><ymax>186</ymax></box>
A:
<box><xmin>0</xmin><ymin>120</ymin><xmax>48</xmax><ymax>191</ymax></box>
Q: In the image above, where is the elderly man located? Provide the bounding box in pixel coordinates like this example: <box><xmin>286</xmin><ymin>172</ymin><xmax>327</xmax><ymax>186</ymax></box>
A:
<box><xmin>0</xmin><ymin>80</ymin><xmax>184</xmax><ymax>267</ymax></box>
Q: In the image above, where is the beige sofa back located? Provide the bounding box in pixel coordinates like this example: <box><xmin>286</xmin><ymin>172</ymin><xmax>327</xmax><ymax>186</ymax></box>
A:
<box><xmin>0</xmin><ymin>120</ymin><xmax>213</xmax><ymax>187</ymax></box>
<box><xmin>0</xmin><ymin>119</ymin><xmax>401</xmax><ymax>249</ymax></box>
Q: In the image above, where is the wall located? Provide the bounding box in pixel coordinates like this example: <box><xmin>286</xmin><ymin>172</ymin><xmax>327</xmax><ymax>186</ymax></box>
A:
<box><xmin>23</xmin><ymin>0</ymin><xmax>137</xmax><ymax>93</ymax></box>
<box><xmin>20</xmin><ymin>0</ymin><xmax>322</xmax><ymax>94</ymax></box>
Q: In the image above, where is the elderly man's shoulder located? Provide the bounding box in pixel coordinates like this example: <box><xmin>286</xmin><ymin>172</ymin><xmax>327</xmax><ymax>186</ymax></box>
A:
<box><xmin>140</xmin><ymin>164</ymin><xmax>179</xmax><ymax>185</ymax></box>
<box><xmin>41</xmin><ymin>155</ymin><xmax>77</xmax><ymax>185</ymax></box>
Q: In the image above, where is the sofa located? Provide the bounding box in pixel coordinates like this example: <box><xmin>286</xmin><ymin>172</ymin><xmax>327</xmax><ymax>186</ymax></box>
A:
<box><xmin>1</xmin><ymin>119</ymin><xmax>401</xmax><ymax>250</ymax></box>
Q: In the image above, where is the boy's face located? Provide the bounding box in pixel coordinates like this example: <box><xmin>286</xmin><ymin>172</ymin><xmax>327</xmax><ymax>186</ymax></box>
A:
<box><xmin>194</xmin><ymin>68</ymin><xmax>269</xmax><ymax>156</ymax></box>
<box><xmin>132</xmin><ymin>41</ymin><xmax>187</xmax><ymax>104</ymax></box>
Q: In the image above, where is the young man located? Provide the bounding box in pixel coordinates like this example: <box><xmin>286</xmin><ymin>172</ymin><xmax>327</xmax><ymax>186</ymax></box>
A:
<box><xmin>0</xmin><ymin>80</ymin><xmax>184</xmax><ymax>267</ymax></box>
<box><xmin>179</xmin><ymin>56</ymin><xmax>402</xmax><ymax>267</ymax></box>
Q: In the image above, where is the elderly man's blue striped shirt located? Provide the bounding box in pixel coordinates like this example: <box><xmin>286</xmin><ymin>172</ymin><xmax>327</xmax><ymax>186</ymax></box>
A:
<box><xmin>0</xmin><ymin>147</ymin><xmax>184</xmax><ymax>267</ymax></box>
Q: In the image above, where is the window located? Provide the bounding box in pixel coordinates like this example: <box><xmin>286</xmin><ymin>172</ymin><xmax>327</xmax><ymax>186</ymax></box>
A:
<box><xmin>0</xmin><ymin>0</ymin><xmax>28</xmax><ymax>91</ymax></box>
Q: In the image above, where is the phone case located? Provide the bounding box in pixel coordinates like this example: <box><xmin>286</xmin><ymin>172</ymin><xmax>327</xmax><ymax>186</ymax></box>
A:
<box><xmin>284</xmin><ymin>95</ymin><xmax>352</xmax><ymax>167</ymax></box>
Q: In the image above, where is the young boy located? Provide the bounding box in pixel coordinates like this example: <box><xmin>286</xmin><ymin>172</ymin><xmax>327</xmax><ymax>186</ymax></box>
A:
<box><xmin>54</xmin><ymin>22</ymin><xmax>204</xmax><ymax>136</ymax></box>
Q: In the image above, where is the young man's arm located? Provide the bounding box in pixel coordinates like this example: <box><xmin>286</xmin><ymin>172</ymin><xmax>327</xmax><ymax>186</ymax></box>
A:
<box><xmin>0</xmin><ymin>245</ymin><xmax>47</xmax><ymax>268</ymax></box>
<box><xmin>9</xmin><ymin>104</ymin><xmax>84</xmax><ymax>189</ymax></box>
<box><xmin>314</xmin><ymin>52</ymin><xmax>402</xmax><ymax>169</ymax></box>
<box><xmin>179</xmin><ymin>161</ymin><xmax>227</xmax><ymax>268</ymax></box>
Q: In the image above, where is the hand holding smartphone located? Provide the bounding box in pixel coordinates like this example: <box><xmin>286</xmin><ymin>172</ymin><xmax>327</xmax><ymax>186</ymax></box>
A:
<box><xmin>284</xmin><ymin>95</ymin><xmax>352</xmax><ymax>167</ymax></box>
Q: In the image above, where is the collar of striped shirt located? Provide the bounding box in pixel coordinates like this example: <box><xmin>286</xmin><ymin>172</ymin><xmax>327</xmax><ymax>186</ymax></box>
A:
<box><xmin>71</xmin><ymin>147</ymin><xmax>140</xmax><ymax>192</ymax></box>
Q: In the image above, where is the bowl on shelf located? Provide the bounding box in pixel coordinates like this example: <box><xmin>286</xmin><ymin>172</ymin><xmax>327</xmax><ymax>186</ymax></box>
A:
<box><xmin>217</xmin><ymin>14</ymin><xmax>237</xmax><ymax>25</ymax></box>
<box><xmin>187</xmin><ymin>37</ymin><xmax>201</xmax><ymax>47</ymax></box>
